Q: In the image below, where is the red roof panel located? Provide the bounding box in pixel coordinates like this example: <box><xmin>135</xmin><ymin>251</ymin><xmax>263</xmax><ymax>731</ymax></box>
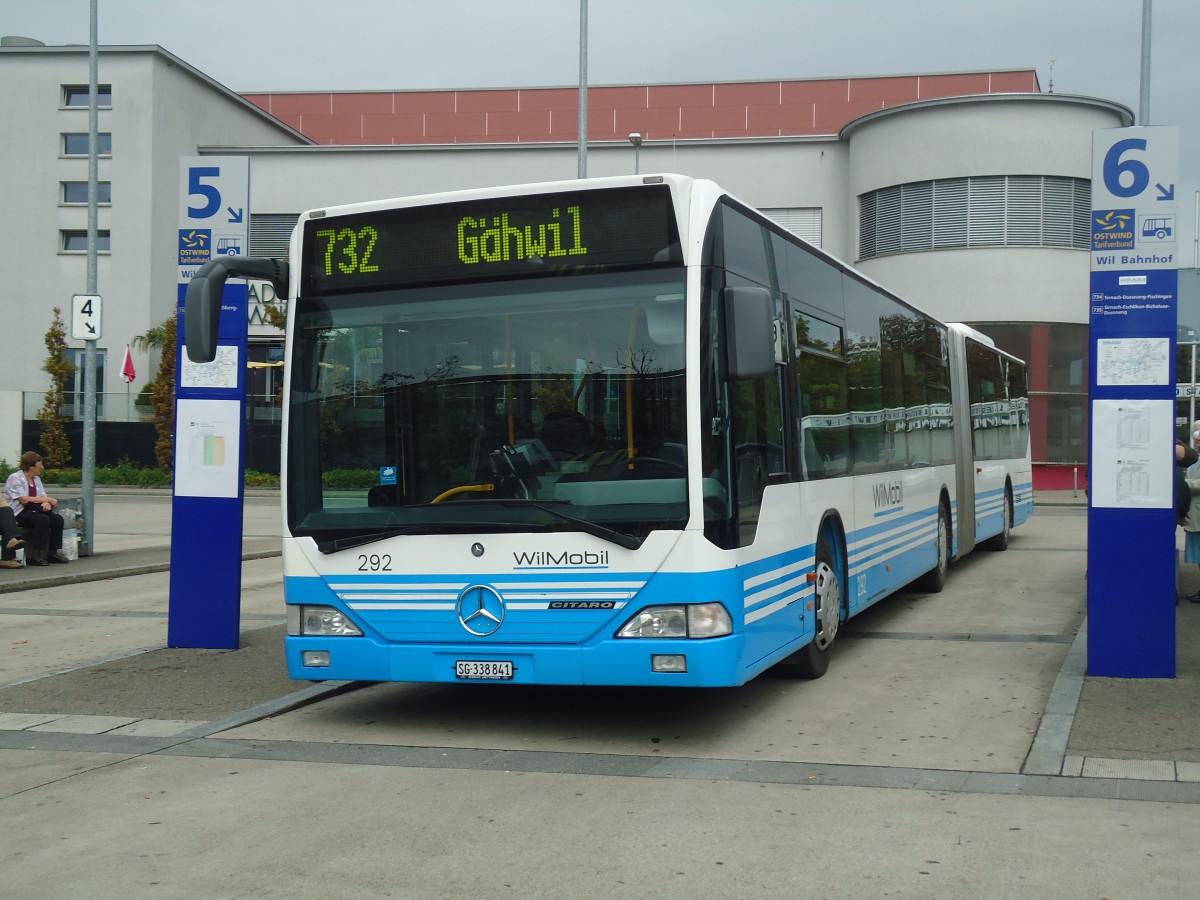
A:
<box><xmin>714</xmin><ymin>81</ymin><xmax>780</xmax><ymax>106</ymax></box>
<box><xmin>488</xmin><ymin>109</ymin><xmax>553</xmax><ymax>138</ymax></box>
<box><xmin>457</xmin><ymin>89</ymin><xmax>519</xmax><ymax>113</ymax></box>
<box><xmin>332</xmin><ymin>92</ymin><xmax>394</xmax><ymax>115</ymax></box>
<box><xmin>849</xmin><ymin>76</ymin><xmax>920</xmax><ymax>103</ymax></box>
<box><xmin>243</xmin><ymin>71</ymin><xmax>1039</xmax><ymax>145</ymax></box>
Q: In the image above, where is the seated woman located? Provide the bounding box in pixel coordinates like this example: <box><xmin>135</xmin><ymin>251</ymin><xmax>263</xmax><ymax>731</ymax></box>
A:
<box><xmin>3</xmin><ymin>451</ymin><xmax>67</xmax><ymax>565</ymax></box>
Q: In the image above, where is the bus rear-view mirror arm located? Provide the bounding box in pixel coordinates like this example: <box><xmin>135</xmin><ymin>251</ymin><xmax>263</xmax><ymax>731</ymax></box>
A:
<box><xmin>184</xmin><ymin>256</ymin><xmax>290</xmax><ymax>363</ymax></box>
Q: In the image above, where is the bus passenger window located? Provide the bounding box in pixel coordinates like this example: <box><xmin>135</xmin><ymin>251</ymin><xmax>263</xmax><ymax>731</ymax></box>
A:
<box><xmin>794</xmin><ymin>310</ymin><xmax>848</xmax><ymax>481</ymax></box>
<box><xmin>797</xmin><ymin>352</ymin><xmax>849</xmax><ymax>480</ymax></box>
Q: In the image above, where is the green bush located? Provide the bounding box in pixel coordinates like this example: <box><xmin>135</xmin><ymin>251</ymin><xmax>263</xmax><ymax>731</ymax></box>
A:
<box><xmin>44</xmin><ymin>461</ymin><xmax>172</xmax><ymax>487</ymax></box>
<box><xmin>29</xmin><ymin>457</ymin><xmax>280</xmax><ymax>489</ymax></box>
<box><xmin>6</xmin><ymin>456</ymin><xmax>376</xmax><ymax>492</ymax></box>
<box><xmin>321</xmin><ymin>469</ymin><xmax>379</xmax><ymax>490</ymax></box>
<box><xmin>245</xmin><ymin>470</ymin><xmax>281</xmax><ymax>488</ymax></box>
<box><xmin>5</xmin><ymin>458</ymin><xmax>325</xmax><ymax>491</ymax></box>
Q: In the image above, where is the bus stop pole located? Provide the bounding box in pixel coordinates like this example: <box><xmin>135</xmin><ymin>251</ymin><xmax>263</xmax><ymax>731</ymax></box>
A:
<box><xmin>80</xmin><ymin>0</ymin><xmax>99</xmax><ymax>556</ymax></box>
<box><xmin>577</xmin><ymin>0</ymin><xmax>588</xmax><ymax>179</ymax></box>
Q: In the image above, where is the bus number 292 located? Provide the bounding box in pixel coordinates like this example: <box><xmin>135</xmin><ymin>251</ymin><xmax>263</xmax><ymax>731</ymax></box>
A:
<box><xmin>358</xmin><ymin>554</ymin><xmax>392</xmax><ymax>572</ymax></box>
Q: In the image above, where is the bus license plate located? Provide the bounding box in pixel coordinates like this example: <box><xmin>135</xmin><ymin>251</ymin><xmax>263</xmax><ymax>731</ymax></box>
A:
<box><xmin>456</xmin><ymin>660</ymin><xmax>513</xmax><ymax>680</ymax></box>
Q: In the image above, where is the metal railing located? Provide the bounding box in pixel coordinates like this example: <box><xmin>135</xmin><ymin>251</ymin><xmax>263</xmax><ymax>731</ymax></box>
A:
<box><xmin>21</xmin><ymin>391</ymin><xmax>283</xmax><ymax>424</ymax></box>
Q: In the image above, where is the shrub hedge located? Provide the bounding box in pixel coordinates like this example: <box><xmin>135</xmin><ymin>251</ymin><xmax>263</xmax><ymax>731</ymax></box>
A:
<box><xmin>0</xmin><ymin>457</ymin><xmax>283</xmax><ymax>489</ymax></box>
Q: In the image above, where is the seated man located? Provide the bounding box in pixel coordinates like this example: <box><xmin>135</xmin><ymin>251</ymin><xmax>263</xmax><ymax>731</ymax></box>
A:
<box><xmin>3</xmin><ymin>451</ymin><xmax>67</xmax><ymax>565</ymax></box>
<box><xmin>0</xmin><ymin>506</ymin><xmax>24</xmax><ymax>569</ymax></box>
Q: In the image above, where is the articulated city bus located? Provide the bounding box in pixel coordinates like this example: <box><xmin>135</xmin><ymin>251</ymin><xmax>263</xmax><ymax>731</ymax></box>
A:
<box><xmin>185</xmin><ymin>174</ymin><xmax>1032</xmax><ymax>687</ymax></box>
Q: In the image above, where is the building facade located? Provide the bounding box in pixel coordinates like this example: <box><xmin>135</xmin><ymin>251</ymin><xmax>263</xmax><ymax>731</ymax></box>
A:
<box><xmin>0</xmin><ymin>39</ymin><xmax>309</xmax><ymax>461</ymax></box>
<box><xmin>0</xmin><ymin>40</ymin><xmax>1135</xmax><ymax>486</ymax></box>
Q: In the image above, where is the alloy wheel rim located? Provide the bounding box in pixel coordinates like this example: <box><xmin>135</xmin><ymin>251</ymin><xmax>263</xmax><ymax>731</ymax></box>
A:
<box><xmin>813</xmin><ymin>560</ymin><xmax>840</xmax><ymax>650</ymax></box>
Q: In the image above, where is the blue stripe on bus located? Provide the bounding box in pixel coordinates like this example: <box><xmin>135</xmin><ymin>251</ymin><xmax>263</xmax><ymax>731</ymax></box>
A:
<box><xmin>287</xmin><ymin>475</ymin><xmax>1022</xmax><ymax>657</ymax></box>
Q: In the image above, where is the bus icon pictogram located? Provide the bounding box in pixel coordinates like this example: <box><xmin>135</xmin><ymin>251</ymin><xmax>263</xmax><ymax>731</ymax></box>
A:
<box><xmin>1141</xmin><ymin>217</ymin><xmax>1173</xmax><ymax>240</ymax></box>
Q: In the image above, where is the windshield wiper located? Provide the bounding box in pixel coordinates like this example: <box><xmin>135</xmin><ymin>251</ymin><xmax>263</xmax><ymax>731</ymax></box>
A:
<box><xmin>494</xmin><ymin>499</ymin><xmax>643</xmax><ymax>550</ymax></box>
<box><xmin>314</xmin><ymin>522</ymin><xmax>514</xmax><ymax>554</ymax></box>
<box><xmin>314</xmin><ymin>526</ymin><xmax>426</xmax><ymax>554</ymax></box>
<box><xmin>312</xmin><ymin>503</ymin><xmax>643</xmax><ymax>554</ymax></box>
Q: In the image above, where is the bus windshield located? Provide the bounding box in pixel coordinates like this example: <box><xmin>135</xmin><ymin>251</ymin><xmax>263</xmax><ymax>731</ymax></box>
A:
<box><xmin>287</xmin><ymin>268</ymin><xmax>690</xmax><ymax>548</ymax></box>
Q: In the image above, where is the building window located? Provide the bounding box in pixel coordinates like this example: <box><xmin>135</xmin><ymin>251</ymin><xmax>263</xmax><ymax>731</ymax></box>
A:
<box><xmin>249</xmin><ymin>213</ymin><xmax>300</xmax><ymax>257</ymax></box>
<box><xmin>61</xmin><ymin>230</ymin><xmax>111</xmax><ymax>252</ymax></box>
<box><xmin>761</xmin><ymin>208</ymin><xmax>823</xmax><ymax>247</ymax></box>
<box><xmin>63</xmin><ymin>348</ymin><xmax>107</xmax><ymax>420</ymax></box>
<box><xmin>62</xmin><ymin>132</ymin><xmax>112</xmax><ymax>156</ymax></box>
<box><xmin>62</xmin><ymin>181</ymin><xmax>112</xmax><ymax>204</ymax></box>
<box><xmin>859</xmin><ymin>176</ymin><xmax>1091</xmax><ymax>259</ymax></box>
<box><xmin>62</xmin><ymin>84</ymin><xmax>112</xmax><ymax>107</ymax></box>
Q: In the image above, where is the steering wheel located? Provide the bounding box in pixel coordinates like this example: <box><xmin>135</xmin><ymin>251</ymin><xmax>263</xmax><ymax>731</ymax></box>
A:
<box><xmin>489</xmin><ymin>445</ymin><xmax>539</xmax><ymax>498</ymax></box>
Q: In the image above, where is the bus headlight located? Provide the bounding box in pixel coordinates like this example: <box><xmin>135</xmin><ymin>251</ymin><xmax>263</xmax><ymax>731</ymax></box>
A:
<box><xmin>617</xmin><ymin>602</ymin><xmax>732</xmax><ymax>639</ymax></box>
<box><xmin>287</xmin><ymin>605</ymin><xmax>363</xmax><ymax>637</ymax></box>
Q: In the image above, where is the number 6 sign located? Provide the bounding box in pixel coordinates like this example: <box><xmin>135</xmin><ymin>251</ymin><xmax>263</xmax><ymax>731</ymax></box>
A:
<box><xmin>1092</xmin><ymin>126</ymin><xmax>1178</xmax><ymax>208</ymax></box>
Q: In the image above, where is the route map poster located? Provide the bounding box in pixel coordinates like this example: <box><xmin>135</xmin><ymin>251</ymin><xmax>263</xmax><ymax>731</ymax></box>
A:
<box><xmin>1094</xmin><ymin>336</ymin><xmax>1170</xmax><ymax>386</ymax></box>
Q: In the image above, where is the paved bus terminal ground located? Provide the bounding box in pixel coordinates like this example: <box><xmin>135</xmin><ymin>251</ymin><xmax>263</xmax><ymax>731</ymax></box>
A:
<box><xmin>2</xmin><ymin>489</ymin><xmax>1199</xmax><ymax>897</ymax></box>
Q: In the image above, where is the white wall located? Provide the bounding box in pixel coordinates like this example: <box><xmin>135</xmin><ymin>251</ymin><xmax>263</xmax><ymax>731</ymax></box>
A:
<box><xmin>0</xmin><ymin>391</ymin><xmax>22</xmax><ymax>464</ymax></box>
<box><xmin>856</xmin><ymin>247</ymin><xmax>1092</xmax><ymax>325</ymax></box>
<box><xmin>237</xmin><ymin>137</ymin><xmax>850</xmax><ymax>256</ymax></box>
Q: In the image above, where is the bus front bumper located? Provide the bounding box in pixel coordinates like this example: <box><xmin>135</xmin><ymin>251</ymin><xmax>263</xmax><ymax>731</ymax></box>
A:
<box><xmin>285</xmin><ymin>634</ymin><xmax>748</xmax><ymax>688</ymax></box>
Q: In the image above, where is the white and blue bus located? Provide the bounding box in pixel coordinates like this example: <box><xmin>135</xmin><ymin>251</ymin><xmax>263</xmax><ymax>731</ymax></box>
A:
<box><xmin>185</xmin><ymin>174</ymin><xmax>1032</xmax><ymax>687</ymax></box>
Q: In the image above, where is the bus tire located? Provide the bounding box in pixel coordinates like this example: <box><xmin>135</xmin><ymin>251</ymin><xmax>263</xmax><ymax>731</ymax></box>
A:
<box><xmin>983</xmin><ymin>487</ymin><xmax>1013</xmax><ymax>551</ymax></box>
<box><xmin>915</xmin><ymin>500</ymin><xmax>950</xmax><ymax>593</ymax></box>
<box><xmin>776</xmin><ymin>529</ymin><xmax>843</xmax><ymax>679</ymax></box>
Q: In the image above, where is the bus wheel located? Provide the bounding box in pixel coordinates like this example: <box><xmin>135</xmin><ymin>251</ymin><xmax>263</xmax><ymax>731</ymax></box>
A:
<box><xmin>915</xmin><ymin>502</ymin><xmax>950</xmax><ymax>593</ymax></box>
<box><xmin>776</xmin><ymin>531</ymin><xmax>842</xmax><ymax>679</ymax></box>
<box><xmin>984</xmin><ymin>489</ymin><xmax>1013</xmax><ymax>551</ymax></box>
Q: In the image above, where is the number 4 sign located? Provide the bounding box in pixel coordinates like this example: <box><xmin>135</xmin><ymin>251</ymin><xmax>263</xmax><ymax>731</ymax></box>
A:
<box><xmin>71</xmin><ymin>293</ymin><xmax>103</xmax><ymax>340</ymax></box>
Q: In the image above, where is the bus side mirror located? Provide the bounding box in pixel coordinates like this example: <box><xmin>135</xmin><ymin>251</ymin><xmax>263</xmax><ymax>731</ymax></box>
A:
<box><xmin>723</xmin><ymin>286</ymin><xmax>776</xmax><ymax>380</ymax></box>
<box><xmin>184</xmin><ymin>265</ymin><xmax>223</xmax><ymax>363</ymax></box>
<box><xmin>184</xmin><ymin>257</ymin><xmax>290</xmax><ymax>363</ymax></box>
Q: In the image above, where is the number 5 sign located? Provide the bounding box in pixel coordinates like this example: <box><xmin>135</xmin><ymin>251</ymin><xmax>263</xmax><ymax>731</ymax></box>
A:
<box><xmin>177</xmin><ymin>156</ymin><xmax>250</xmax><ymax>282</ymax></box>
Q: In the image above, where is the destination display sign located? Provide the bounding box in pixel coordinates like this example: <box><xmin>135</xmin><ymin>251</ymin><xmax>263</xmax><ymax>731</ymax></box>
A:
<box><xmin>300</xmin><ymin>184</ymin><xmax>682</xmax><ymax>294</ymax></box>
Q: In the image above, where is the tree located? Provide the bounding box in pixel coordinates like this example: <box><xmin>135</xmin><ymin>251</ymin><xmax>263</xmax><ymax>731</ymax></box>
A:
<box><xmin>259</xmin><ymin>296</ymin><xmax>287</xmax><ymax>331</ymax></box>
<box><xmin>37</xmin><ymin>307</ymin><xmax>74</xmax><ymax>467</ymax></box>
<box><xmin>132</xmin><ymin>321</ymin><xmax>169</xmax><ymax>354</ymax></box>
<box><xmin>135</xmin><ymin>313</ymin><xmax>178</xmax><ymax>468</ymax></box>
<box><xmin>150</xmin><ymin>313</ymin><xmax>177</xmax><ymax>469</ymax></box>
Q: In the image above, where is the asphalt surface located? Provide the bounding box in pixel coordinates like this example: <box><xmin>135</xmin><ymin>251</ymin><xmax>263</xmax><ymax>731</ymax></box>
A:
<box><xmin>3</xmin><ymin>488</ymin><xmax>1200</xmax><ymax>898</ymax></box>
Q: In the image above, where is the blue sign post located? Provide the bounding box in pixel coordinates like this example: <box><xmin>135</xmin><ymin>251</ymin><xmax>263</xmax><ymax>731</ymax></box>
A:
<box><xmin>167</xmin><ymin>157</ymin><xmax>250</xmax><ymax>650</ymax></box>
<box><xmin>1087</xmin><ymin>127</ymin><xmax>1180</xmax><ymax>678</ymax></box>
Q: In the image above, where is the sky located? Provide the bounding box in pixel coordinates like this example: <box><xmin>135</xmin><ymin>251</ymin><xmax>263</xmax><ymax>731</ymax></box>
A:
<box><xmin>3</xmin><ymin>0</ymin><xmax>1198</xmax><ymax>255</ymax></box>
